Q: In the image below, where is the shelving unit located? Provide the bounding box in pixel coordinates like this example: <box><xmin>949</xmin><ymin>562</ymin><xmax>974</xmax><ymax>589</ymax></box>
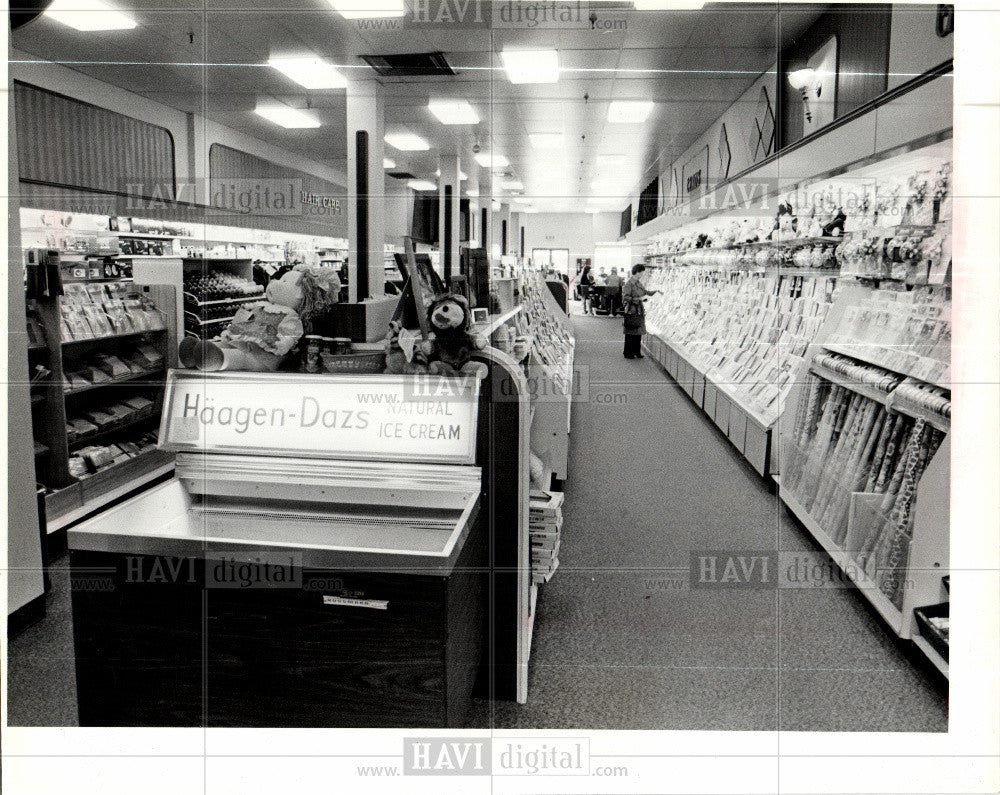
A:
<box><xmin>778</xmin><ymin>314</ymin><xmax>950</xmax><ymax>669</ymax></box>
<box><xmin>25</xmin><ymin>252</ymin><xmax>177</xmax><ymax>532</ymax></box>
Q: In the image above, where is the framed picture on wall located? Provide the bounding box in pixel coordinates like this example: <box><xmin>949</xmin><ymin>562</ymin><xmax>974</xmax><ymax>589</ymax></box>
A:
<box><xmin>681</xmin><ymin>146</ymin><xmax>710</xmax><ymax>202</ymax></box>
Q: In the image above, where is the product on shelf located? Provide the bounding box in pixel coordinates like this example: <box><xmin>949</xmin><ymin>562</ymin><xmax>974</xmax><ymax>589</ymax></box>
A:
<box><xmin>825</xmin><ymin>289</ymin><xmax>951</xmax><ymax>386</ymax></box>
<box><xmin>183</xmin><ymin>270</ymin><xmax>265</xmax><ymax>302</ymax></box>
<box><xmin>59</xmin><ymin>282</ymin><xmax>165</xmax><ymax>341</ymax></box>
<box><xmin>66</xmin><ymin>389</ymin><xmax>159</xmax><ymax>444</ymax></box>
<box><xmin>520</xmin><ymin>271</ymin><xmax>574</xmax><ymax>374</ymax></box>
<box><xmin>783</xmin><ymin>366</ymin><xmax>947</xmax><ymax>608</ymax></box>
<box><xmin>182</xmin><ymin>270</ymin><xmax>266</xmax><ymax>338</ymax></box>
<box><xmin>644</xmin><ymin>267</ymin><xmax>834</xmax><ymax>425</ymax></box>
<box><xmin>62</xmin><ymin>344</ymin><xmax>165</xmax><ymax>392</ymax></box>
<box><xmin>68</xmin><ymin>430</ymin><xmax>161</xmax><ymax>480</ymax></box>
<box><xmin>644</xmin><ymin>152</ymin><xmax>952</xmax><ymax>287</ymax></box>
<box><xmin>529</xmin><ymin>489</ymin><xmax>563</xmax><ymax>586</ymax></box>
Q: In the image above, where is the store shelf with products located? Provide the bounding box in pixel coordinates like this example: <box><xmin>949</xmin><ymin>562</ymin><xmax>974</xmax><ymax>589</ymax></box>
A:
<box><xmin>24</xmin><ymin>252</ymin><xmax>177</xmax><ymax>531</ymax></box>
<box><xmin>181</xmin><ymin>266</ymin><xmax>265</xmax><ymax>340</ymax></box>
<box><xmin>643</xmin><ymin>141</ymin><xmax>953</xmax><ymax>292</ymax></box>
<box><xmin>641</xmin><ymin>267</ymin><xmax>849</xmax><ymax>475</ymax></box>
<box><xmin>779</xmin><ymin>290</ymin><xmax>950</xmax><ymax>652</ymax></box>
<box><xmin>635</xmin><ymin>138</ymin><xmax>953</xmax><ymax>475</ymax></box>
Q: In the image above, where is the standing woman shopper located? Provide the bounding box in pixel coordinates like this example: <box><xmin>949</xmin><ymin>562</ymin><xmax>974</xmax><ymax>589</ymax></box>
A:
<box><xmin>579</xmin><ymin>264</ymin><xmax>596</xmax><ymax>314</ymax></box>
<box><xmin>622</xmin><ymin>264</ymin><xmax>658</xmax><ymax>358</ymax></box>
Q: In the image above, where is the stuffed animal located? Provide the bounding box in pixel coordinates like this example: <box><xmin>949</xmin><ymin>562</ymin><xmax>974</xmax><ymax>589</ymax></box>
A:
<box><xmin>384</xmin><ymin>321</ymin><xmax>431</xmax><ymax>374</ymax></box>
<box><xmin>425</xmin><ymin>294</ymin><xmax>488</xmax><ymax>378</ymax></box>
<box><xmin>384</xmin><ymin>294</ymin><xmax>487</xmax><ymax>378</ymax></box>
<box><xmin>179</xmin><ymin>265</ymin><xmax>340</xmax><ymax>371</ymax></box>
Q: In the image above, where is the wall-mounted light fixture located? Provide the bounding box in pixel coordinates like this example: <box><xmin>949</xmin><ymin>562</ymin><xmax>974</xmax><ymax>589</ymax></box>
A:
<box><xmin>787</xmin><ymin>68</ymin><xmax>822</xmax><ymax>123</ymax></box>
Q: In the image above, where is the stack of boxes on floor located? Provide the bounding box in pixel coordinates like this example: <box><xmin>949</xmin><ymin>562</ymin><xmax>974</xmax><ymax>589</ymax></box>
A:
<box><xmin>529</xmin><ymin>489</ymin><xmax>563</xmax><ymax>585</ymax></box>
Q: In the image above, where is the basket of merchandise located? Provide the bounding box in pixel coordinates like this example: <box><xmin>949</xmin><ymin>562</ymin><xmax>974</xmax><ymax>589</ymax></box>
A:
<box><xmin>302</xmin><ymin>337</ymin><xmax>386</xmax><ymax>374</ymax></box>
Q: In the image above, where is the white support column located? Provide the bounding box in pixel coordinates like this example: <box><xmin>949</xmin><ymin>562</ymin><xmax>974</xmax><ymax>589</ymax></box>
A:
<box><xmin>437</xmin><ymin>154</ymin><xmax>461</xmax><ymax>282</ymax></box>
<box><xmin>347</xmin><ymin>80</ymin><xmax>386</xmax><ymax>301</ymax></box>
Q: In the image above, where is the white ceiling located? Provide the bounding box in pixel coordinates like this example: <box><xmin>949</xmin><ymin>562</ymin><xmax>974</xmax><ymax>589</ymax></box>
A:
<box><xmin>12</xmin><ymin>0</ymin><xmax>823</xmax><ymax>211</ymax></box>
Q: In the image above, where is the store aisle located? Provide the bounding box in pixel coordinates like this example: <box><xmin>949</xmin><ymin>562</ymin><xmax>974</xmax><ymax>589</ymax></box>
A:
<box><xmin>7</xmin><ymin>312</ymin><xmax>947</xmax><ymax>731</ymax></box>
<box><xmin>486</xmin><ymin>309</ymin><xmax>947</xmax><ymax>731</ymax></box>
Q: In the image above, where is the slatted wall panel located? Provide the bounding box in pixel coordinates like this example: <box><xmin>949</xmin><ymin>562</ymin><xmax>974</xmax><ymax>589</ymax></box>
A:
<box><xmin>14</xmin><ymin>81</ymin><xmax>176</xmax><ymax>198</ymax></box>
<box><xmin>209</xmin><ymin>144</ymin><xmax>347</xmax><ymax>237</ymax></box>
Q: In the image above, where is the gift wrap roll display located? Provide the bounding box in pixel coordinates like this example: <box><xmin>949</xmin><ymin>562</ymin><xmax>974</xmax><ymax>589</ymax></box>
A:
<box><xmin>784</xmin><ymin>366</ymin><xmax>947</xmax><ymax>607</ymax></box>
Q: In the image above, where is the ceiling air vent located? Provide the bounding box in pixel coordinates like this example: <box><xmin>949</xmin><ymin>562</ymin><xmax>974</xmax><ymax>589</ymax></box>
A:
<box><xmin>361</xmin><ymin>52</ymin><xmax>456</xmax><ymax>77</ymax></box>
<box><xmin>388</xmin><ymin>172</ymin><xmax>417</xmax><ymax>180</ymax></box>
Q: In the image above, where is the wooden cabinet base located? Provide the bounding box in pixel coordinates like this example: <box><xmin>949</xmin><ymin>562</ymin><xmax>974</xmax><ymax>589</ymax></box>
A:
<box><xmin>70</xmin><ymin>515</ymin><xmax>486</xmax><ymax>728</ymax></box>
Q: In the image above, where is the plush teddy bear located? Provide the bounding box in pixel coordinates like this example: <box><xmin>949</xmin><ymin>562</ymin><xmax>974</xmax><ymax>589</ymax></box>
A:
<box><xmin>179</xmin><ymin>265</ymin><xmax>340</xmax><ymax>371</ymax></box>
<box><xmin>425</xmin><ymin>294</ymin><xmax>488</xmax><ymax>378</ymax></box>
<box><xmin>384</xmin><ymin>294</ymin><xmax>487</xmax><ymax>379</ymax></box>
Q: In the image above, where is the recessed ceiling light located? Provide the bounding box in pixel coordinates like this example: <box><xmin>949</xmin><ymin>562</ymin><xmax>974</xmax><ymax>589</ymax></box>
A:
<box><xmin>328</xmin><ymin>0</ymin><xmax>405</xmax><ymax>18</ymax></box>
<box><xmin>529</xmin><ymin>133</ymin><xmax>565</xmax><ymax>150</ymax></box>
<box><xmin>45</xmin><ymin>0</ymin><xmax>135</xmax><ymax>31</ymax></box>
<box><xmin>500</xmin><ymin>179</ymin><xmax>524</xmax><ymax>191</ymax></box>
<box><xmin>408</xmin><ymin>179</ymin><xmax>437</xmax><ymax>191</ymax></box>
<box><xmin>633</xmin><ymin>0</ymin><xmax>706</xmax><ymax>9</ymax></box>
<box><xmin>268</xmin><ymin>56</ymin><xmax>347</xmax><ymax>89</ymax></box>
<box><xmin>435</xmin><ymin>168</ymin><xmax>468</xmax><ymax>180</ymax></box>
<box><xmin>474</xmin><ymin>152</ymin><xmax>509</xmax><ymax>169</ymax></box>
<box><xmin>466</xmin><ymin>188</ymin><xmax>479</xmax><ymax>197</ymax></box>
<box><xmin>255</xmin><ymin>103</ymin><xmax>321</xmax><ymax>129</ymax></box>
<box><xmin>607</xmin><ymin>101</ymin><xmax>655</xmax><ymax>124</ymax></box>
<box><xmin>383</xmin><ymin>158</ymin><xmax>396</xmax><ymax>169</ymax></box>
<box><xmin>500</xmin><ymin>49</ymin><xmax>559</xmax><ymax>84</ymax></box>
<box><xmin>385</xmin><ymin>132</ymin><xmax>430</xmax><ymax>151</ymax></box>
<box><xmin>428</xmin><ymin>99</ymin><xmax>480</xmax><ymax>125</ymax></box>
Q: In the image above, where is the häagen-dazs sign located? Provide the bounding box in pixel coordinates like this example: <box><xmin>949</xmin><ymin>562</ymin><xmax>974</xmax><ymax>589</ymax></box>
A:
<box><xmin>159</xmin><ymin>371</ymin><xmax>480</xmax><ymax>464</ymax></box>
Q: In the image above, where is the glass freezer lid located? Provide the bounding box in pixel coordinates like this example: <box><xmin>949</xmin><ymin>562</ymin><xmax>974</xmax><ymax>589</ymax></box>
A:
<box><xmin>69</xmin><ymin>478</ymin><xmax>481</xmax><ymax>570</ymax></box>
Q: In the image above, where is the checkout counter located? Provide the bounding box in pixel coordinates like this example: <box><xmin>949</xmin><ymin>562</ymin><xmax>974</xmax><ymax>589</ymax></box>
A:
<box><xmin>69</xmin><ymin>370</ymin><xmax>495</xmax><ymax>727</ymax></box>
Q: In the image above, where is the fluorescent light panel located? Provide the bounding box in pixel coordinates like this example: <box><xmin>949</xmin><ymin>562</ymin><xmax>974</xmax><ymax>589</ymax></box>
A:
<box><xmin>45</xmin><ymin>0</ymin><xmax>135</xmax><ymax>30</ymax></box>
<box><xmin>428</xmin><ymin>99</ymin><xmax>480</xmax><ymax>125</ymax></box>
<box><xmin>255</xmin><ymin>104</ymin><xmax>320</xmax><ymax>129</ymax></box>
<box><xmin>385</xmin><ymin>132</ymin><xmax>430</xmax><ymax>151</ymax></box>
<box><xmin>328</xmin><ymin>0</ymin><xmax>404</xmax><ymax>18</ymax></box>
<box><xmin>607</xmin><ymin>100</ymin><xmax>654</xmax><ymax>123</ymax></box>
<box><xmin>474</xmin><ymin>152</ymin><xmax>509</xmax><ymax>169</ymax></box>
<box><xmin>408</xmin><ymin>180</ymin><xmax>437</xmax><ymax>191</ymax></box>
<box><xmin>500</xmin><ymin>49</ymin><xmax>559</xmax><ymax>84</ymax></box>
<box><xmin>383</xmin><ymin>158</ymin><xmax>396</xmax><ymax>169</ymax></box>
<box><xmin>269</xmin><ymin>56</ymin><xmax>346</xmax><ymax>89</ymax></box>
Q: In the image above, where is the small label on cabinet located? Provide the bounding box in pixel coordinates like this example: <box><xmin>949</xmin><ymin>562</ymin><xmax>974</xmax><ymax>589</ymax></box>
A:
<box><xmin>323</xmin><ymin>595</ymin><xmax>388</xmax><ymax>610</ymax></box>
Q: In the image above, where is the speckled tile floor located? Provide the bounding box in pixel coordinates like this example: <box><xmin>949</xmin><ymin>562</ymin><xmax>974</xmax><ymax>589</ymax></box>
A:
<box><xmin>7</xmin><ymin>308</ymin><xmax>947</xmax><ymax>730</ymax></box>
